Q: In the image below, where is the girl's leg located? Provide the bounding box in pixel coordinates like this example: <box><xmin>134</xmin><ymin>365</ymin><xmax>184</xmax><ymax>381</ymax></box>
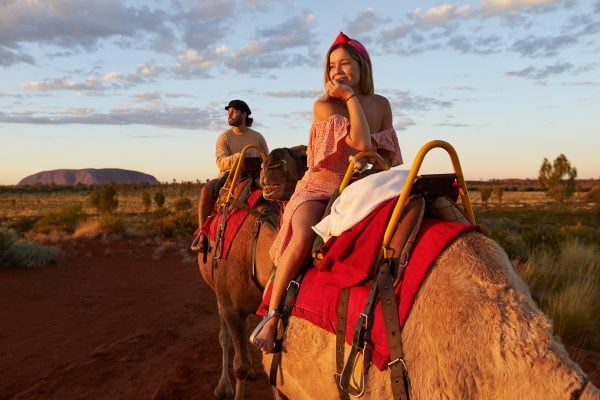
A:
<box><xmin>252</xmin><ymin>200</ymin><xmax>326</xmax><ymax>353</ymax></box>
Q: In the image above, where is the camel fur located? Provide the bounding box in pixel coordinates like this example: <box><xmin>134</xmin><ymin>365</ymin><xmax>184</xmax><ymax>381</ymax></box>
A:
<box><xmin>263</xmin><ymin>231</ymin><xmax>599</xmax><ymax>400</ymax></box>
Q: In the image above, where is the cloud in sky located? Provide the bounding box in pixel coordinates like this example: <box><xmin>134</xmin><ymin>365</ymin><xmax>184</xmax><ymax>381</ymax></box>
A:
<box><xmin>506</xmin><ymin>62</ymin><xmax>574</xmax><ymax>80</ymax></box>
<box><xmin>411</xmin><ymin>4</ymin><xmax>474</xmax><ymax>26</ymax></box>
<box><xmin>225</xmin><ymin>13</ymin><xmax>317</xmax><ymax>73</ymax></box>
<box><xmin>480</xmin><ymin>0</ymin><xmax>561</xmax><ymax>14</ymax></box>
<box><xmin>0</xmin><ymin>0</ymin><xmax>170</xmax><ymax>65</ymax></box>
<box><xmin>264</xmin><ymin>89</ymin><xmax>322</xmax><ymax>99</ymax></box>
<box><xmin>345</xmin><ymin>7</ymin><xmax>391</xmax><ymax>35</ymax></box>
<box><xmin>0</xmin><ymin>0</ymin><xmax>598</xmax><ymax>130</ymax></box>
<box><xmin>0</xmin><ymin>104</ymin><xmax>215</xmax><ymax>129</ymax></box>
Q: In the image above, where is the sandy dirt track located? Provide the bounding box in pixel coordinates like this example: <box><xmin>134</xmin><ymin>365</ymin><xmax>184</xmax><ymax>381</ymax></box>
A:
<box><xmin>0</xmin><ymin>237</ymin><xmax>598</xmax><ymax>400</ymax></box>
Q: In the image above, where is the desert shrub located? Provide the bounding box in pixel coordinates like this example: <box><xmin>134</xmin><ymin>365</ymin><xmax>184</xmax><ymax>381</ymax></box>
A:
<box><xmin>142</xmin><ymin>192</ymin><xmax>152</xmax><ymax>213</ymax></box>
<box><xmin>548</xmin><ymin>280</ymin><xmax>600</xmax><ymax>349</ymax></box>
<box><xmin>480</xmin><ymin>188</ymin><xmax>492</xmax><ymax>206</ymax></box>
<box><xmin>89</xmin><ymin>184</ymin><xmax>119</xmax><ymax>214</ymax></box>
<box><xmin>479</xmin><ymin>218</ymin><xmax>528</xmax><ymax>260</ymax></box>
<box><xmin>32</xmin><ymin>204</ymin><xmax>87</xmax><ymax>233</ymax></box>
<box><xmin>560</xmin><ymin>223</ymin><xmax>600</xmax><ymax>246</ymax></box>
<box><xmin>7</xmin><ymin>216</ymin><xmax>41</xmax><ymax>234</ymax></box>
<box><xmin>585</xmin><ymin>185</ymin><xmax>600</xmax><ymax>206</ymax></box>
<box><xmin>521</xmin><ymin>225</ymin><xmax>563</xmax><ymax>254</ymax></box>
<box><xmin>99</xmin><ymin>214</ymin><xmax>127</xmax><ymax>235</ymax></box>
<box><xmin>147</xmin><ymin>210</ymin><xmax>196</xmax><ymax>237</ymax></box>
<box><xmin>490</xmin><ymin>229</ymin><xmax>529</xmax><ymax>260</ymax></box>
<box><xmin>493</xmin><ymin>186</ymin><xmax>504</xmax><ymax>204</ymax></box>
<box><xmin>479</xmin><ymin>217</ymin><xmax>523</xmax><ymax>233</ymax></box>
<box><xmin>0</xmin><ymin>228</ymin><xmax>16</xmax><ymax>253</ymax></box>
<box><xmin>154</xmin><ymin>192</ymin><xmax>166</xmax><ymax>209</ymax></box>
<box><xmin>516</xmin><ymin>239</ymin><xmax>600</xmax><ymax>350</ymax></box>
<box><xmin>0</xmin><ymin>240</ymin><xmax>62</xmax><ymax>269</ymax></box>
<box><xmin>174</xmin><ymin>197</ymin><xmax>194</xmax><ymax>211</ymax></box>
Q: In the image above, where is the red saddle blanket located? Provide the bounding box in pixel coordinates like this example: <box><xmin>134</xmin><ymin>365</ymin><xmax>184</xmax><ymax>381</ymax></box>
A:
<box><xmin>258</xmin><ymin>196</ymin><xmax>479</xmax><ymax>370</ymax></box>
<box><xmin>199</xmin><ymin>189</ymin><xmax>263</xmax><ymax>260</ymax></box>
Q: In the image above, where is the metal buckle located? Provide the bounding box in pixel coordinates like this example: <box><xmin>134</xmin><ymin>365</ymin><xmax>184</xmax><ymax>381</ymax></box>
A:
<box><xmin>359</xmin><ymin>312</ymin><xmax>369</xmax><ymax>330</ymax></box>
<box><xmin>388</xmin><ymin>357</ymin><xmax>407</xmax><ymax>370</ymax></box>
<box><xmin>287</xmin><ymin>279</ymin><xmax>300</xmax><ymax>292</ymax></box>
<box><xmin>336</xmin><ymin>352</ymin><xmax>366</xmax><ymax>397</ymax></box>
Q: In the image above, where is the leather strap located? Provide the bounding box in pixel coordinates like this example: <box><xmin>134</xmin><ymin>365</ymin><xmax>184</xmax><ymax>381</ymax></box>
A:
<box><xmin>335</xmin><ymin>288</ymin><xmax>351</xmax><ymax>399</ymax></box>
<box><xmin>269</xmin><ymin>259</ymin><xmax>310</xmax><ymax>386</ymax></box>
<box><xmin>377</xmin><ymin>259</ymin><xmax>410</xmax><ymax>400</ymax></box>
<box><xmin>250</xmin><ymin>219</ymin><xmax>265</xmax><ymax>292</ymax></box>
<box><xmin>338</xmin><ymin>281</ymin><xmax>379</xmax><ymax>398</ymax></box>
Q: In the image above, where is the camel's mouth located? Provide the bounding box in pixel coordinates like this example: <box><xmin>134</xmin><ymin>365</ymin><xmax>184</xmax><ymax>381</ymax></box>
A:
<box><xmin>262</xmin><ymin>184</ymin><xmax>281</xmax><ymax>199</ymax></box>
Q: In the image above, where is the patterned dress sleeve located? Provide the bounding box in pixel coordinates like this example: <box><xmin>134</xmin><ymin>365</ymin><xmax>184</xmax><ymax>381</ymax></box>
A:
<box><xmin>308</xmin><ymin>114</ymin><xmax>351</xmax><ymax>170</ymax></box>
<box><xmin>371</xmin><ymin>128</ymin><xmax>402</xmax><ymax>167</ymax></box>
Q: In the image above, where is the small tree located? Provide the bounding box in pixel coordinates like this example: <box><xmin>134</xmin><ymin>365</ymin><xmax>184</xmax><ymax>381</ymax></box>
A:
<box><xmin>142</xmin><ymin>192</ymin><xmax>152</xmax><ymax>221</ymax></box>
<box><xmin>154</xmin><ymin>191</ymin><xmax>165</xmax><ymax>209</ymax></box>
<box><xmin>493</xmin><ymin>186</ymin><xmax>504</xmax><ymax>204</ymax></box>
<box><xmin>538</xmin><ymin>154</ymin><xmax>577</xmax><ymax>202</ymax></box>
<box><xmin>480</xmin><ymin>188</ymin><xmax>492</xmax><ymax>207</ymax></box>
<box><xmin>142</xmin><ymin>192</ymin><xmax>151</xmax><ymax>213</ymax></box>
<box><xmin>90</xmin><ymin>184</ymin><xmax>119</xmax><ymax>214</ymax></box>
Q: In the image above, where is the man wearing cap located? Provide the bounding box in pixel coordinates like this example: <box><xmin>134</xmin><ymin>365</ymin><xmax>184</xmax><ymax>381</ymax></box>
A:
<box><xmin>216</xmin><ymin>100</ymin><xmax>268</xmax><ymax>175</ymax></box>
<box><xmin>196</xmin><ymin>100</ymin><xmax>268</xmax><ymax>240</ymax></box>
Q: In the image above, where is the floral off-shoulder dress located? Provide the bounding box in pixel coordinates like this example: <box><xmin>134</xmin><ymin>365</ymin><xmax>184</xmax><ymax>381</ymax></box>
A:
<box><xmin>269</xmin><ymin>114</ymin><xmax>402</xmax><ymax>265</ymax></box>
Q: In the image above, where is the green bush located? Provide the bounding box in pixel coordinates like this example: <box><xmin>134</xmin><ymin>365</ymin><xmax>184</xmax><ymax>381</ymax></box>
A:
<box><xmin>560</xmin><ymin>223</ymin><xmax>600</xmax><ymax>246</ymax></box>
<box><xmin>98</xmin><ymin>214</ymin><xmax>127</xmax><ymax>235</ymax></box>
<box><xmin>33</xmin><ymin>204</ymin><xmax>87</xmax><ymax>233</ymax></box>
<box><xmin>0</xmin><ymin>239</ymin><xmax>62</xmax><ymax>269</ymax></box>
<box><xmin>147</xmin><ymin>210</ymin><xmax>196</xmax><ymax>237</ymax></box>
<box><xmin>174</xmin><ymin>197</ymin><xmax>194</xmax><ymax>211</ymax></box>
<box><xmin>479</xmin><ymin>218</ymin><xmax>528</xmax><ymax>260</ymax></box>
<box><xmin>89</xmin><ymin>184</ymin><xmax>119</xmax><ymax>214</ymax></box>
<box><xmin>0</xmin><ymin>228</ymin><xmax>16</xmax><ymax>253</ymax></box>
<box><xmin>154</xmin><ymin>192</ymin><xmax>166</xmax><ymax>209</ymax></box>
<box><xmin>7</xmin><ymin>216</ymin><xmax>41</xmax><ymax>234</ymax></box>
<box><xmin>515</xmin><ymin>239</ymin><xmax>600</xmax><ymax>350</ymax></box>
<box><xmin>521</xmin><ymin>225</ymin><xmax>563</xmax><ymax>254</ymax></box>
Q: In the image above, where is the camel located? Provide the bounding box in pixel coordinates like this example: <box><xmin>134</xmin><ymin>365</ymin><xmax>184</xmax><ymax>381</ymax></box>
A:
<box><xmin>198</xmin><ymin>144</ymin><xmax>598</xmax><ymax>399</ymax></box>
<box><xmin>197</xmin><ymin>146</ymin><xmax>307</xmax><ymax>400</ymax></box>
<box><xmin>261</xmin><ymin>228</ymin><xmax>600</xmax><ymax>399</ymax></box>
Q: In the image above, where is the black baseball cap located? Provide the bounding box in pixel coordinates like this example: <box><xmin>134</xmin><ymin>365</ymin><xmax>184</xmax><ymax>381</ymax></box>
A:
<box><xmin>224</xmin><ymin>99</ymin><xmax>251</xmax><ymax>115</ymax></box>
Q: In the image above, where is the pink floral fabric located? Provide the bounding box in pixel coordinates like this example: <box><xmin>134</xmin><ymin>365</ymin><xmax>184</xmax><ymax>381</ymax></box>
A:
<box><xmin>269</xmin><ymin>114</ymin><xmax>402</xmax><ymax>265</ymax></box>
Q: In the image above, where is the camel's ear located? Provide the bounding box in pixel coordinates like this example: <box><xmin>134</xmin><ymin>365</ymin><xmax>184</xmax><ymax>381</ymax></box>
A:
<box><xmin>289</xmin><ymin>145</ymin><xmax>308</xmax><ymax>173</ymax></box>
<box><xmin>290</xmin><ymin>145</ymin><xmax>307</xmax><ymax>158</ymax></box>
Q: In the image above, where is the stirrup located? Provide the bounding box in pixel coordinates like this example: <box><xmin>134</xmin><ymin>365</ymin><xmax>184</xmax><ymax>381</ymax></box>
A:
<box><xmin>190</xmin><ymin>231</ymin><xmax>210</xmax><ymax>252</ymax></box>
<box><xmin>249</xmin><ymin>309</ymin><xmax>282</xmax><ymax>353</ymax></box>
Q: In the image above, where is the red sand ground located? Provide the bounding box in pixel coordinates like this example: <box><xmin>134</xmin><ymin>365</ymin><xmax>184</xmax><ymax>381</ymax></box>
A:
<box><xmin>1</xmin><ymin>237</ymin><xmax>598</xmax><ymax>400</ymax></box>
<box><xmin>0</xmin><ymin>237</ymin><xmax>271</xmax><ymax>400</ymax></box>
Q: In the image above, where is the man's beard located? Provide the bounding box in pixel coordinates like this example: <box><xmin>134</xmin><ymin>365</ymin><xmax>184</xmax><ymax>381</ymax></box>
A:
<box><xmin>228</xmin><ymin>115</ymin><xmax>242</xmax><ymax>127</ymax></box>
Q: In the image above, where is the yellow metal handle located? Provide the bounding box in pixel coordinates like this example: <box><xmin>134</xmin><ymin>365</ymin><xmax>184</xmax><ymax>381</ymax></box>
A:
<box><xmin>382</xmin><ymin>140</ymin><xmax>475</xmax><ymax>251</ymax></box>
<box><xmin>223</xmin><ymin>144</ymin><xmax>267</xmax><ymax>206</ymax></box>
<box><xmin>339</xmin><ymin>151</ymin><xmax>390</xmax><ymax>193</ymax></box>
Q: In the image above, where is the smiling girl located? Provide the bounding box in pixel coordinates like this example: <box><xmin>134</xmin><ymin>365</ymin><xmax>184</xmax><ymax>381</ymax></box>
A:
<box><xmin>251</xmin><ymin>32</ymin><xmax>402</xmax><ymax>354</ymax></box>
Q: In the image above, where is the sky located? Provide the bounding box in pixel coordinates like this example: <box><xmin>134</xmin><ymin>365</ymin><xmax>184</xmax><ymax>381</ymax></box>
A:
<box><xmin>1</xmin><ymin>0</ymin><xmax>599</xmax><ymax>185</ymax></box>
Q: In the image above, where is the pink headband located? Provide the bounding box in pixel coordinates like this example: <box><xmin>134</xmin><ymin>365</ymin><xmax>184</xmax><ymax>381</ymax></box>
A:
<box><xmin>329</xmin><ymin>32</ymin><xmax>370</xmax><ymax>64</ymax></box>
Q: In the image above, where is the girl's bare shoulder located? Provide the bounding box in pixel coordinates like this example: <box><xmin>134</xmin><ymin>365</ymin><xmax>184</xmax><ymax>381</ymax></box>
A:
<box><xmin>313</xmin><ymin>97</ymin><xmax>343</xmax><ymax>122</ymax></box>
<box><xmin>372</xmin><ymin>93</ymin><xmax>391</xmax><ymax>108</ymax></box>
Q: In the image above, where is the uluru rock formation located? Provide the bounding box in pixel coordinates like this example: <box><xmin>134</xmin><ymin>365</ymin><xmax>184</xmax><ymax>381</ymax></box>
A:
<box><xmin>18</xmin><ymin>168</ymin><xmax>159</xmax><ymax>186</ymax></box>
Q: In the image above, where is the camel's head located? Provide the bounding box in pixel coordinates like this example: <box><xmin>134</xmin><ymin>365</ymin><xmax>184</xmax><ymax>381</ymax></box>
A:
<box><xmin>260</xmin><ymin>145</ymin><xmax>307</xmax><ymax>201</ymax></box>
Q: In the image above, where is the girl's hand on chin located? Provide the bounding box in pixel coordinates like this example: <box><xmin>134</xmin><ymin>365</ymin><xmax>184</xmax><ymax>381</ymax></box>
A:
<box><xmin>326</xmin><ymin>80</ymin><xmax>352</xmax><ymax>100</ymax></box>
